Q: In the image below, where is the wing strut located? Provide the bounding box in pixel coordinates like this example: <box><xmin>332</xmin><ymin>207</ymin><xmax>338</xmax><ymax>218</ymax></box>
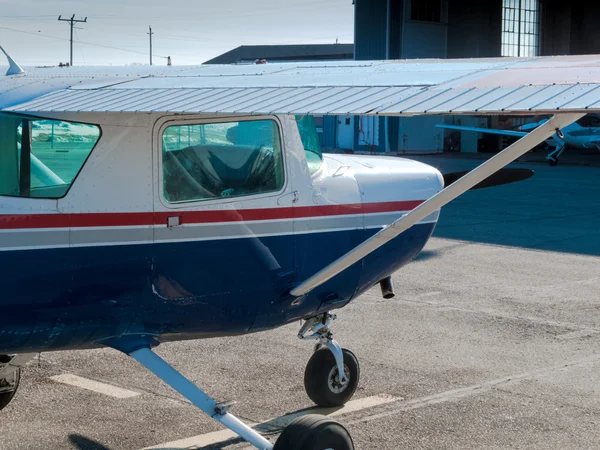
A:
<box><xmin>290</xmin><ymin>113</ymin><xmax>584</xmax><ymax>298</ymax></box>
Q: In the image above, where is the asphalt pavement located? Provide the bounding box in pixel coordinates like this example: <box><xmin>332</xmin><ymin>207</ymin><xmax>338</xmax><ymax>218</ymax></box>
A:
<box><xmin>2</xmin><ymin>155</ymin><xmax>600</xmax><ymax>450</ymax></box>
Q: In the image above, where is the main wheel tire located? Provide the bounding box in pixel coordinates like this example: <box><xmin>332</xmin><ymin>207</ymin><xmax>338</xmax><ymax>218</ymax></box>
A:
<box><xmin>0</xmin><ymin>368</ymin><xmax>20</xmax><ymax>411</ymax></box>
<box><xmin>273</xmin><ymin>414</ymin><xmax>354</xmax><ymax>450</ymax></box>
<box><xmin>304</xmin><ymin>348</ymin><xmax>359</xmax><ymax>407</ymax></box>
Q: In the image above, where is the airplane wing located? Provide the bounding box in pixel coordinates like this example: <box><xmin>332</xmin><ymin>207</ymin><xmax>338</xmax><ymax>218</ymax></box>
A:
<box><xmin>4</xmin><ymin>55</ymin><xmax>600</xmax><ymax>115</ymax></box>
<box><xmin>436</xmin><ymin>124</ymin><xmax>528</xmax><ymax>137</ymax></box>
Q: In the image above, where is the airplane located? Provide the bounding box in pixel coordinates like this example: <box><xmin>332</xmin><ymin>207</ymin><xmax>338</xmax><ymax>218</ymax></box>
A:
<box><xmin>0</xmin><ymin>49</ymin><xmax>597</xmax><ymax>449</ymax></box>
<box><xmin>437</xmin><ymin>114</ymin><xmax>600</xmax><ymax>166</ymax></box>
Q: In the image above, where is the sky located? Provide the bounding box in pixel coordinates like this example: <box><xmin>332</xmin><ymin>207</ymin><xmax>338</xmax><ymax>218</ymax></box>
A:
<box><xmin>0</xmin><ymin>0</ymin><xmax>354</xmax><ymax>66</ymax></box>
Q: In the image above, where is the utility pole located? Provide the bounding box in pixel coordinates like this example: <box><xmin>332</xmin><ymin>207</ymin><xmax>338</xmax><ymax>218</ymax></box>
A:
<box><xmin>58</xmin><ymin>14</ymin><xmax>87</xmax><ymax>66</ymax></box>
<box><xmin>148</xmin><ymin>26</ymin><xmax>154</xmax><ymax>65</ymax></box>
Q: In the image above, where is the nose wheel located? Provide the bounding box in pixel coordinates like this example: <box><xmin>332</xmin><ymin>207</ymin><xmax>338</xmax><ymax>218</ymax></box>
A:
<box><xmin>274</xmin><ymin>414</ymin><xmax>354</xmax><ymax>450</ymax></box>
<box><xmin>298</xmin><ymin>313</ymin><xmax>360</xmax><ymax>407</ymax></box>
<box><xmin>305</xmin><ymin>347</ymin><xmax>359</xmax><ymax>407</ymax></box>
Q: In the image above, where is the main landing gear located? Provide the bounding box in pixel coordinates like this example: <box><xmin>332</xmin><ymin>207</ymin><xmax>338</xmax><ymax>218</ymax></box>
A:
<box><xmin>273</xmin><ymin>414</ymin><xmax>354</xmax><ymax>450</ymax></box>
<box><xmin>546</xmin><ymin>144</ymin><xmax>565</xmax><ymax>166</ymax></box>
<box><xmin>106</xmin><ymin>334</ymin><xmax>355</xmax><ymax>450</ymax></box>
<box><xmin>0</xmin><ymin>355</ymin><xmax>26</xmax><ymax>411</ymax></box>
<box><xmin>298</xmin><ymin>313</ymin><xmax>360</xmax><ymax>408</ymax></box>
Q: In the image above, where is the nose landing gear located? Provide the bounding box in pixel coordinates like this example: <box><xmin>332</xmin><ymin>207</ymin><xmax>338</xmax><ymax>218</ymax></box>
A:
<box><xmin>298</xmin><ymin>313</ymin><xmax>360</xmax><ymax>407</ymax></box>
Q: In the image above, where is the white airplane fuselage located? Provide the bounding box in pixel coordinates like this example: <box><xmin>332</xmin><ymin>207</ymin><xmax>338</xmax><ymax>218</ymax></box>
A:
<box><xmin>0</xmin><ymin>110</ymin><xmax>444</xmax><ymax>354</ymax></box>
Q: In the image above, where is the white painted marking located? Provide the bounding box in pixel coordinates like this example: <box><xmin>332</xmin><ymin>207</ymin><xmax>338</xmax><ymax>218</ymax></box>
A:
<box><xmin>50</xmin><ymin>374</ymin><xmax>141</xmax><ymax>399</ymax></box>
<box><xmin>142</xmin><ymin>394</ymin><xmax>395</xmax><ymax>450</ymax></box>
<box><xmin>143</xmin><ymin>428</ymin><xmax>246</xmax><ymax>449</ymax></box>
<box><xmin>349</xmin><ymin>354</ymin><xmax>600</xmax><ymax>426</ymax></box>
<box><xmin>259</xmin><ymin>393</ymin><xmax>395</xmax><ymax>430</ymax></box>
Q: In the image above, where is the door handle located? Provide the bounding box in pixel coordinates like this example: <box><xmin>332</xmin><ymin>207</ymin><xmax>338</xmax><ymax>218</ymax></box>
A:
<box><xmin>277</xmin><ymin>191</ymin><xmax>298</xmax><ymax>206</ymax></box>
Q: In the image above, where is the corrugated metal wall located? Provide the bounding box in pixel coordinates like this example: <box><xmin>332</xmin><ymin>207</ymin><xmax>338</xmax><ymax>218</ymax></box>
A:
<box><xmin>320</xmin><ymin>116</ymin><xmax>337</xmax><ymax>149</ymax></box>
<box><xmin>354</xmin><ymin>0</ymin><xmax>388</xmax><ymax>60</ymax></box>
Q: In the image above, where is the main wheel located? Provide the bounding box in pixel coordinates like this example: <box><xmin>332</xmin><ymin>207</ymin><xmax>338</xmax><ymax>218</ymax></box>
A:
<box><xmin>548</xmin><ymin>158</ymin><xmax>559</xmax><ymax>166</ymax></box>
<box><xmin>273</xmin><ymin>414</ymin><xmax>354</xmax><ymax>450</ymax></box>
<box><xmin>0</xmin><ymin>368</ymin><xmax>20</xmax><ymax>411</ymax></box>
<box><xmin>304</xmin><ymin>348</ymin><xmax>359</xmax><ymax>407</ymax></box>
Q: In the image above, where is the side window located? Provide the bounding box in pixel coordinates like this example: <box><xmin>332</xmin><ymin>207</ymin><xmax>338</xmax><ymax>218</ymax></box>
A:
<box><xmin>0</xmin><ymin>113</ymin><xmax>100</xmax><ymax>199</ymax></box>
<box><xmin>162</xmin><ymin>119</ymin><xmax>284</xmax><ymax>203</ymax></box>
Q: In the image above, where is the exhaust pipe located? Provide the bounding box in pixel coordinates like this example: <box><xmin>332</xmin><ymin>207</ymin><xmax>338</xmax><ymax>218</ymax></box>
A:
<box><xmin>379</xmin><ymin>276</ymin><xmax>395</xmax><ymax>299</ymax></box>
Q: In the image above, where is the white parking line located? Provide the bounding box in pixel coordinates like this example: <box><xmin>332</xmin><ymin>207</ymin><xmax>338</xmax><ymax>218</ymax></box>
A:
<box><xmin>50</xmin><ymin>374</ymin><xmax>141</xmax><ymax>399</ymax></box>
<box><xmin>142</xmin><ymin>394</ymin><xmax>395</xmax><ymax>450</ymax></box>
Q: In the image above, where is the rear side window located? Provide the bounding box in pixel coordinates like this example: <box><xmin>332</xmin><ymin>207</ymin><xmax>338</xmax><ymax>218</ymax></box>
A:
<box><xmin>162</xmin><ymin>119</ymin><xmax>284</xmax><ymax>203</ymax></box>
<box><xmin>0</xmin><ymin>113</ymin><xmax>100</xmax><ymax>198</ymax></box>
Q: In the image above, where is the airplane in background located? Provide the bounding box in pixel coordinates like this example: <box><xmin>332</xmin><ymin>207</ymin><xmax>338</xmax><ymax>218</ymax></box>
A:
<box><xmin>0</xmin><ymin>49</ymin><xmax>596</xmax><ymax>450</ymax></box>
<box><xmin>437</xmin><ymin>114</ymin><xmax>600</xmax><ymax>166</ymax></box>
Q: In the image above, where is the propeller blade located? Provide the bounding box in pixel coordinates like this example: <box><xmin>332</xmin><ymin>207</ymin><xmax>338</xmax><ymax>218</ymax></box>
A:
<box><xmin>443</xmin><ymin>168</ymin><xmax>534</xmax><ymax>190</ymax></box>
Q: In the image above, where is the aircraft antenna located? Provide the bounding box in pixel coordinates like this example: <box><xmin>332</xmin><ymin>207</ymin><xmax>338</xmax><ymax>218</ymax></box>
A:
<box><xmin>58</xmin><ymin>14</ymin><xmax>88</xmax><ymax>66</ymax></box>
<box><xmin>148</xmin><ymin>26</ymin><xmax>154</xmax><ymax>66</ymax></box>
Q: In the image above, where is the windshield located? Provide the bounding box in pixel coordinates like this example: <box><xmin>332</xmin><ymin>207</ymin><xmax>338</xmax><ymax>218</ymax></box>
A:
<box><xmin>0</xmin><ymin>113</ymin><xmax>100</xmax><ymax>199</ymax></box>
<box><xmin>295</xmin><ymin>115</ymin><xmax>323</xmax><ymax>175</ymax></box>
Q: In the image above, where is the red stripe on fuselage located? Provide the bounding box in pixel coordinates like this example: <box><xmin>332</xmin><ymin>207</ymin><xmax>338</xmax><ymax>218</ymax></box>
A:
<box><xmin>0</xmin><ymin>201</ymin><xmax>424</xmax><ymax>230</ymax></box>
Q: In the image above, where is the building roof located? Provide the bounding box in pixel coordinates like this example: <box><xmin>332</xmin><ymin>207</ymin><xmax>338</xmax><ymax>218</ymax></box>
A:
<box><xmin>204</xmin><ymin>44</ymin><xmax>354</xmax><ymax>64</ymax></box>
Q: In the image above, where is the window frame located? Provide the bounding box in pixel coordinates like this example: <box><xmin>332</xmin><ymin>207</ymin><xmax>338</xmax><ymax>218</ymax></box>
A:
<box><xmin>0</xmin><ymin>112</ymin><xmax>102</xmax><ymax>200</ymax></box>
<box><xmin>501</xmin><ymin>0</ymin><xmax>541</xmax><ymax>57</ymax></box>
<box><xmin>156</xmin><ymin>115</ymin><xmax>288</xmax><ymax>209</ymax></box>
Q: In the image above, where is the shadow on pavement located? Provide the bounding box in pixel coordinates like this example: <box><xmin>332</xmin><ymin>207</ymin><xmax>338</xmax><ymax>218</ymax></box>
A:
<box><xmin>405</xmin><ymin>156</ymin><xmax>600</xmax><ymax>257</ymax></box>
<box><xmin>69</xmin><ymin>435</ymin><xmax>112</xmax><ymax>450</ymax></box>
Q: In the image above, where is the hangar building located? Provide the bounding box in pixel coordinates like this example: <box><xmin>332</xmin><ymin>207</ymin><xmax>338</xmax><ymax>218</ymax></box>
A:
<box><xmin>350</xmin><ymin>0</ymin><xmax>600</xmax><ymax>154</ymax></box>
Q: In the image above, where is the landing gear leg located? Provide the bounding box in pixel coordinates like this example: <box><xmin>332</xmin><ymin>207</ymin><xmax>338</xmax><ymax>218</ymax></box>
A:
<box><xmin>105</xmin><ymin>336</ymin><xmax>354</xmax><ymax>450</ymax></box>
<box><xmin>546</xmin><ymin>145</ymin><xmax>565</xmax><ymax>166</ymax></box>
<box><xmin>298</xmin><ymin>313</ymin><xmax>360</xmax><ymax>407</ymax></box>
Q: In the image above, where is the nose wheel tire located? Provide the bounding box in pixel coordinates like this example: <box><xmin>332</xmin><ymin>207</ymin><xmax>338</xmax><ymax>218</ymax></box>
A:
<box><xmin>304</xmin><ymin>348</ymin><xmax>359</xmax><ymax>407</ymax></box>
<box><xmin>273</xmin><ymin>414</ymin><xmax>354</xmax><ymax>450</ymax></box>
<box><xmin>0</xmin><ymin>368</ymin><xmax>20</xmax><ymax>411</ymax></box>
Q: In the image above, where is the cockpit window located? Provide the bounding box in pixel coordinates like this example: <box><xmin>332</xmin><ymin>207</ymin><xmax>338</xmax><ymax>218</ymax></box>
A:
<box><xmin>295</xmin><ymin>115</ymin><xmax>323</xmax><ymax>175</ymax></box>
<box><xmin>162</xmin><ymin>119</ymin><xmax>284</xmax><ymax>203</ymax></box>
<box><xmin>0</xmin><ymin>113</ymin><xmax>100</xmax><ymax>199</ymax></box>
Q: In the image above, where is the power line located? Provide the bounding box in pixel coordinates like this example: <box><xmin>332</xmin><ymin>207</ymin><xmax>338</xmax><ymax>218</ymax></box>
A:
<box><xmin>73</xmin><ymin>28</ymin><xmax>86</xmax><ymax>66</ymax></box>
<box><xmin>58</xmin><ymin>14</ymin><xmax>87</xmax><ymax>66</ymax></box>
<box><xmin>0</xmin><ymin>25</ymin><xmax>171</xmax><ymax>59</ymax></box>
